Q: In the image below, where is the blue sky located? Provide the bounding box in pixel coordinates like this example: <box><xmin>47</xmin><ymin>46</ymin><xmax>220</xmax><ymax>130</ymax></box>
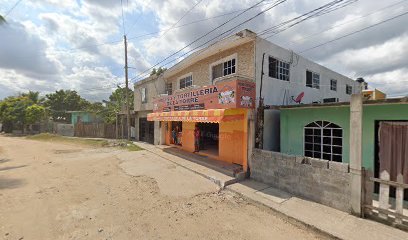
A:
<box><xmin>1</xmin><ymin>0</ymin><xmax>408</xmax><ymax>101</ymax></box>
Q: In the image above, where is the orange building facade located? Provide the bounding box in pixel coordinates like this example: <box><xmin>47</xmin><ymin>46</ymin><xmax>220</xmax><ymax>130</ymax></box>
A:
<box><xmin>147</xmin><ymin>78</ymin><xmax>256</xmax><ymax>171</ymax></box>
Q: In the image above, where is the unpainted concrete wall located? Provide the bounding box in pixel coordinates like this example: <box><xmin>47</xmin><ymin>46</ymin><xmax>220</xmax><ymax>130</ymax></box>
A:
<box><xmin>55</xmin><ymin>123</ymin><xmax>74</xmax><ymax>137</ymax></box>
<box><xmin>251</xmin><ymin>149</ymin><xmax>351</xmax><ymax>212</ymax></box>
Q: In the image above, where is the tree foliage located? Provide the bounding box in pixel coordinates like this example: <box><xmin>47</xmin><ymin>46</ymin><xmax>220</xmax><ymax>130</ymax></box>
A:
<box><xmin>44</xmin><ymin>90</ymin><xmax>90</xmax><ymax>122</ymax></box>
<box><xmin>0</xmin><ymin>93</ymin><xmax>44</xmax><ymax>133</ymax></box>
<box><xmin>0</xmin><ymin>15</ymin><xmax>5</xmax><ymax>24</ymax></box>
<box><xmin>102</xmin><ymin>86</ymin><xmax>134</xmax><ymax>124</ymax></box>
<box><xmin>25</xmin><ymin>104</ymin><xmax>46</xmax><ymax>125</ymax></box>
<box><xmin>150</xmin><ymin>67</ymin><xmax>167</xmax><ymax>76</ymax></box>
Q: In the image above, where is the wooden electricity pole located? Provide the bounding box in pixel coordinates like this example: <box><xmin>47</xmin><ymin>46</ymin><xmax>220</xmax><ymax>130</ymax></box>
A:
<box><xmin>124</xmin><ymin>35</ymin><xmax>131</xmax><ymax>140</ymax></box>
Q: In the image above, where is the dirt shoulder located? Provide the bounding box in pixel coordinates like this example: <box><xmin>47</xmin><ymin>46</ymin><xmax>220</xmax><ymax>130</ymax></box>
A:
<box><xmin>0</xmin><ymin>135</ymin><xmax>331</xmax><ymax>240</ymax></box>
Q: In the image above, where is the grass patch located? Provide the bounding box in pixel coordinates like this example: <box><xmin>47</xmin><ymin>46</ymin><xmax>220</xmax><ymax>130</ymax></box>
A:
<box><xmin>26</xmin><ymin>133</ymin><xmax>109</xmax><ymax>147</ymax></box>
<box><xmin>121</xmin><ymin>142</ymin><xmax>143</xmax><ymax>151</ymax></box>
<box><xmin>26</xmin><ymin>133</ymin><xmax>143</xmax><ymax>151</ymax></box>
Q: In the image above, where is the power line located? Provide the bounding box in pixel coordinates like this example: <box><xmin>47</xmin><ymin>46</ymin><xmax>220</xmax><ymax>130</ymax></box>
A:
<box><xmin>287</xmin><ymin>0</ymin><xmax>408</xmax><ymax>46</ymax></box>
<box><xmin>126</xmin><ymin>1</ymin><xmax>282</xmax><ymax>41</ymax></box>
<box><xmin>258</xmin><ymin>0</ymin><xmax>358</xmax><ymax>38</ymax></box>
<box><xmin>299</xmin><ymin>10</ymin><xmax>408</xmax><ymax>53</ymax></box>
<box><xmin>4</xmin><ymin>0</ymin><xmax>23</xmax><ymax>17</ymax></box>
<box><xmin>130</xmin><ymin>0</ymin><xmax>287</xmax><ymax>82</ymax></box>
<box><xmin>143</xmin><ymin>0</ymin><xmax>205</xmax><ymax>54</ymax></box>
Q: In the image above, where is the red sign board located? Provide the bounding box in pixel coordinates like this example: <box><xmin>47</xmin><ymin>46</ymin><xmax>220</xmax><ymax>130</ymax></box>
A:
<box><xmin>153</xmin><ymin>79</ymin><xmax>256</xmax><ymax>113</ymax></box>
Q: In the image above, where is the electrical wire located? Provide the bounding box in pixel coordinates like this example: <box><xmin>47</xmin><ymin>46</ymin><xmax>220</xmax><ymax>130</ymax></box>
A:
<box><xmin>130</xmin><ymin>0</ymin><xmax>287</xmax><ymax>82</ymax></box>
<box><xmin>299</xmin><ymin>10</ymin><xmax>408</xmax><ymax>53</ymax></box>
<box><xmin>286</xmin><ymin>0</ymin><xmax>408</xmax><ymax>46</ymax></box>
<box><xmin>4</xmin><ymin>0</ymin><xmax>23</xmax><ymax>17</ymax></box>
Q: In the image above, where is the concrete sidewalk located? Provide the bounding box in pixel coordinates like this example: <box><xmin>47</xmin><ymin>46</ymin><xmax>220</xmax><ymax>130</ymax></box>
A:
<box><xmin>133</xmin><ymin>142</ymin><xmax>408</xmax><ymax>239</ymax></box>
<box><xmin>133</xmin><ymin>142</ymin><xmax>240</xmax><ymax>188</ymax></box>
<box><xmin>227</xmin><ymin>180</ymin><xmax>408</xmax><ymax>240</ymax></box>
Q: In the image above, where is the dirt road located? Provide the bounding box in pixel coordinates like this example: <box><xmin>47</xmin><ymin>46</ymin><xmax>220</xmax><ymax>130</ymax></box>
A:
<box><xmin>0</xmin><ymin>136</ymin><xmax>330</xmax><ymax>240</ymax></box>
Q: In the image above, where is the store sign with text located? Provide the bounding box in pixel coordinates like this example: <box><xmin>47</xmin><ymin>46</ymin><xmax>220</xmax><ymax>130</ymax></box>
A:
<box><xmin>153</xmin><ymin>79</ymin><xmax>256</xmax><ymax>113</ymax></box>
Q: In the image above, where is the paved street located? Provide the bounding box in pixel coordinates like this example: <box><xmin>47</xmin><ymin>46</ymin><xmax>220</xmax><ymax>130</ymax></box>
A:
<box><xmin>0</xmin><ymin>136</ymin><xmax>330</xmax><ymax>240</ymax></box>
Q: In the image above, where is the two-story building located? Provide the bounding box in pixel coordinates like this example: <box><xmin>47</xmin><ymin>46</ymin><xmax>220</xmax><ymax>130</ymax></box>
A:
<box><xmin>136</xmin><ymin>29</ymin><xmax>361</xmax><ymax>172</ymax></box>
<box><xmin>134</xmin><ymin>74</ymin><xmax>165</xmax><ymax>144</ymax></box>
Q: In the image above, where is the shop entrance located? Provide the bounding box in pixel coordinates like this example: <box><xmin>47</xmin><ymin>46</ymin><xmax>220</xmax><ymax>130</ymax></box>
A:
<box><xmin>197</xmin><ymin>123</ymin><xmax>219</xmax><ymax>156</ymax></box>
<box><xmin>171</xmin><ymin>121</ymin><xmax>182</xmax><ymax>146</ymax></box>
<box><xmin>139</xmin><ymin>118</ymin><xmax>154</xmax><ymax>144</ymax></box>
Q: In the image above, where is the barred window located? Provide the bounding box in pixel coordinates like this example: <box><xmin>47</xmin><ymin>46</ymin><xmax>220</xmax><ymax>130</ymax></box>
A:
<box><xmin>165</xmin><ymin>82</ymin><xmax>172</xmax><ymax>95</ymax></box>
<box><xmin>212</xmin><ymin>58</ymin><xmax>236</xmax><ymax>82</ymax></box>
<box><xmin>306</xmin><ymin>70</ymin><xmax>320</xmax><ymax>89</ymax></box>
<box><xmin>269</xmin><ymin>57</ymin><xmax>290</xmax><ymax>81</ymax></box>
<box><xmin>346</xmin><ymin>84</ymin><xmax>352</xmax><ymax>95</ymax></box>
<box><xmin>180</xmin><ymin>75</ymin><xmax>192</xmax><ymax>89</ymax></box>
<box><xmin>304</xmin><ymin>121</ymin><xmax>343</xmax><ymax>162</ymax></box>
<box><xmin>330</xmin><ymin>79</ymin><xmax>337</xmax><ymax>91</ymax></box>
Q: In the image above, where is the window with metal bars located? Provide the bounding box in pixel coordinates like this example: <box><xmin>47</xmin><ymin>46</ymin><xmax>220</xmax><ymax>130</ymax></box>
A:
<box><xmin>304</xmin><ymin>121</ymin><xmax>343</xmax><ymax>162</ymax></box>
<box><xmin>269</xmin><ymin>57</ymin><xmax>290</xmax><ymax>81</ymax></box>
<box><xmin>179</xmin><ymin>75</ymin><xmax>192</xmax><ymax>89</ymax></box>
<box><xmin>165</xmin><ymin>82</ymin><xmax>172</xmax><ymax>95</ymax></box>
<box><xmin>346</xmin><ymin>84</ymin><xmax>352</xmax><ymax>95</ymax></box>
<box><xmin>330</xmin><ymin>79</ymin><xmax>337</xmax><ymax>91</ymax></box>
<box><xmin>306</xmin><ymin>70</ymin><xmax>320</xmax><ymax>89</ymax></box>
<box><xmin>212</xmin><ymin>58</ymin><xmax>236</xmax><ymax>82</ymax></box>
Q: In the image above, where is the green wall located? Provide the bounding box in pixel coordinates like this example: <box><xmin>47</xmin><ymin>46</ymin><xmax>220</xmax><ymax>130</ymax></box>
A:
<box><xmin>362</xmin><ymin>104</ymin><xmax>408</xmax><ymax>170</ymax></box>
<box><xmin>280</xmin><ymin>106</ymin><xmax>351</xmax><ymax>163</ymax></box>
<box><xmin>71</xmin><ymin>112</ymin><xmax>94</xmax><ymax>125</ymax></box>
<box><xmin>280</xmin><ymin>103</ymin><xmax>408</xmax><ymax>170</ymax></box>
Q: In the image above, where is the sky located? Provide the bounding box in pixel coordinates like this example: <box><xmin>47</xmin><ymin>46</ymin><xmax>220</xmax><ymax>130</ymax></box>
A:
<box><xmin>0</xmin><ymin>0</ymin><xmax>407</xmax><ymax>101</ymax></box>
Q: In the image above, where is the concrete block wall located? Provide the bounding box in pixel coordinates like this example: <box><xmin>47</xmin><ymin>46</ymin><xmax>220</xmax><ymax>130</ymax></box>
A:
<box><xmin>251</xmin><ymin>149</ymin><xmax>352</xmax><ymax>213</ymax></box>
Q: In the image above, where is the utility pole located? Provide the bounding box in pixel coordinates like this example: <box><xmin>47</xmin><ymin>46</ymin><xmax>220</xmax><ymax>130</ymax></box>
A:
<box><xmin>124</xmin><ymin>34</ymin><xmax>131</xmax><ymax>141</ymax></box>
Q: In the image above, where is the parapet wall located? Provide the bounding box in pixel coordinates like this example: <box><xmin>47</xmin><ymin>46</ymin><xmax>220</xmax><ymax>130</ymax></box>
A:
<box><xmin>251</xmin><ymin>149</ymin><xmax>351</xmax><ymax>212</ymax></box>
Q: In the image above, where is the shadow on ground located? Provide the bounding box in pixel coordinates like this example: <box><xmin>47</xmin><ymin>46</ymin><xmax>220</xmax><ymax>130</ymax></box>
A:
<box><xmin>0</xmin><ymin>176</ymin><xmax>26</xmax><ymax>189</ymax></box>
<box><xmin>0</xmin><ymin>165</ymin><xmax>27</xmax><ymax>172</ymax></box>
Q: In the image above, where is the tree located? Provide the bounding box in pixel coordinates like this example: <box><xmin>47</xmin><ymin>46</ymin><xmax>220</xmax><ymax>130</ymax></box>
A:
<box><xmin>150</xmin><ymin>67</ymin><xmax>166</xmax><ymax>76</ymax></box>
<box><xmin>44</xmin><ymin>90</ymin><xmax>90</xmax><ymax>122</ymax></box>
<box><xmin>25</xmin><ymin>104</ymin><xmax>46</xmax><ymax>133</ymax></box>
<box><xmin>0</xmin><ymin>96</ymin><xmax>31</xmax><ymax>133</ymax></box>
<box><xmin>21</xmin><ymin>91</ymin><xmax>44</xmax><ymax>105</ymax></box>
<box><xmin>102</xmin><ymin>86</ymin><xmax>134</xmax><ymax>124</ymax></box>
<box><xmin>0</xmin><ymin>15</ymin><xmax>5</xmax><ymax>24</ymax></box>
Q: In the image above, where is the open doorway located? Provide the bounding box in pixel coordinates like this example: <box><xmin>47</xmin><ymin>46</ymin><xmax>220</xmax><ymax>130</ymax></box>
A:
<box><xmin>171</xmin><ymin>121</ymin><xmax>182</xmax><ymax>146</ymax></box>
<box><xmin>197</xmin><ymin>122</ymin><xmax>219</xmax><ymax>156</ymax></box>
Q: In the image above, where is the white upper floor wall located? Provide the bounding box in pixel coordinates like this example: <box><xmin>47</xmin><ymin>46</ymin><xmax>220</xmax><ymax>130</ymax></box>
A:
<box><xmin>255</xmin><ymin>37</ymin><xmax>361</xmax><ymax>106</ymax></box>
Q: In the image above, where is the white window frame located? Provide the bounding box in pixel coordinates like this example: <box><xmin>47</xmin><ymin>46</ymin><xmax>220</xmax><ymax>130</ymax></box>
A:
<box><xmin>141</xmin><ymin>87</ymin><xmax>147</xmax><ymax>103</ymax></box>
<box><xmin>304</xmin><ymin>121</ymin><xmax>343</xmax><ymax>162</ymax></box>
<box><xmin>306</xmin><ymin>70</ymin><xmax>320</xmax><ymax>89</ymax></box>
<box><xmin>330</xmin><ymin>79</ymin><xmax>337</xmax><ymax>91</ymax></box>
<box><xmin>209</xmin><ymin>53</ymin><xmax>238</xmax><ymax>84</ymax></box>
<box><xmin>268</xmin><ymin>56</ymin><xmax>290</xmax><ymax>81</ymax></box>
<box><xmin>346</xmin><ymin>84</ymin><xmax>352</xmax><ymax>95</ymax></box>
<box><xmin>165</xmin><ymin>82</ymin><xmax>172</xmax><ymax>95</ymax></box>
<box><xmin>178</xmin><ymin>72</ymin><xmax>193</xmax><ymax>90</ymax></box>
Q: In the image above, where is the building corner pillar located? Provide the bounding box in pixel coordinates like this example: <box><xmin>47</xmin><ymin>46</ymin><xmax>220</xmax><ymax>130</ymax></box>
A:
<box><xmin>350</xmin><ymin>94</ymin><xmax>363</xmax><ymax>216</ymax></box>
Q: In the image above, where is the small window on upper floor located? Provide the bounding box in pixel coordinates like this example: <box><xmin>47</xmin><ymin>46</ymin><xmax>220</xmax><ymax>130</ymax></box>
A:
<box><xmin>330</xmin><ymin>79</ymin><xmax>337</xmax><ymax>91</ymax></box>
<box><xmin>141</xmin><ymin>87</ymin><xmax>147</xmax><ymax>103</ymax></box>
<box><xmin>346</xmin><ymin>84</ymin><xmax>352</xmax><ymax>95</ymax></box>
<box><xmin>165</xmin><ymin>82</ymin><xmax>172</xmax><ymax>95</ymax></box>
<box><xmin>269</xmin><ymin>57</ymin><xmax>290</xmax><ymax>81</ymax></box>
<box><xmin>212</xmin><ymin>58</ymin><xmax>236</xmax><ymax>82</ymax></box>
<box><xmin>306</xmin><ymin>70</ymin><xmax>320</xmax><ymax>89</ymax></box>
<box><xmin>180</xmin><ymin>75</ymin><xmax>193</xmax><ymax>89</ymax></box>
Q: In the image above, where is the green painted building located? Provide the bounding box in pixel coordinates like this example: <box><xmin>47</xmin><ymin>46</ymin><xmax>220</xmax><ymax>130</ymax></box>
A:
<box><xmin>280</xmin><ymin>98</ymin><xmax>408</xmax><ymax>171</ymax></box>
<box><xmin>68</xmin><ymin>111</ymin><xmax>101</xmax><ymax>125</ymax></box>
